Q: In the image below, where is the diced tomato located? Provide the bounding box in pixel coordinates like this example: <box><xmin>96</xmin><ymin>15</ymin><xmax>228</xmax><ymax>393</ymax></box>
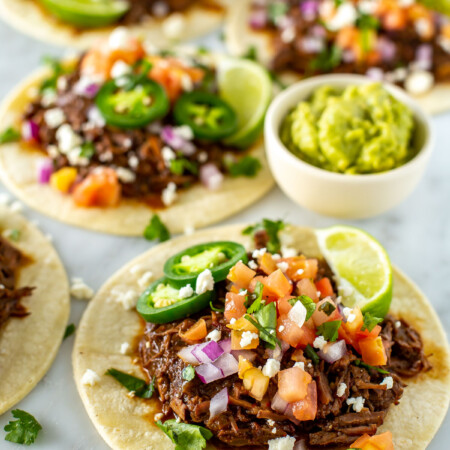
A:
<box><xmin>359</xmin><ymin>336</ymin><xmax>387</xmax><ymax>366</ymax></box>
<box><xmin>312</xmin><ymin>298</ymin><xmax>342</xmax><ymax>327</ymax></box>
<box><xmin>338</xmin><ymin>326</ymin><xmax>361</xmax><ymax>353</ymax></box>
<box><xmin>264</xmin><ymin>269</ymin><xmax>292</xmax><ymax>298</ymax></box>
<box><xmin>341</xmin><ymin>307</ymin><xmax>364</xmax><ymax>335</ymax></box>
<box><xmin>383</xmin><ymin>8</ymin><xmax>407</xmax><ymax>31</ymax></box>
<box><xmin>277</xmin><ymin>296</ymin><xmax>294</xmax><ymax>316</ymax></box>
<box><xmin>315</xmin><ymin>277</ymin><xmax>334</xmax><ymax>299</ymax></box>
<box><xmin>72</xmin><ymin>168</ymin><xmax>121</xmax><ymax>207</ymax></box>
<box><xmin>180</xmin><ymin>318</ymin><xmax>207</xmax><ymax>341</ymax></box>
<box><xmin>231</xmin><ymin>330</ymin><xmax>259</xmax><ymax>350</ymax></box>
<box><xmin>292</xmin><ymin>380</ymin><xmax>317</xmax><ymax>421</ymax></box>
<box><xmin>224</xmin><ymin>292</ymin><xmax>247</xmax><ymax>322</ymax></box>
<box><xmin>227</xmin><ymin>262</ymin><xmax>256</xmax><ymax>290</ymax></box>
<box><xmin>281</xmin><ymin>256</ymin><xmax>318</xmax><ymax>282</ymax></box>
<box><xmin>296</xmin><ymin>278</ymin><xmax>319</xmax><ymax>302</ymax></box>
<box><xmin>248</xmin><ymin>276</ymin><xmax>277</xmax><ymax>302</ymax></box>
<box><xmin>259</xmin><ymin>253</ymin><xmax>277</xmax><ymax>275</ymax></box>
<box><xmin>350</xmin><ymin>431</ymin><xmax>394</xmax><ymax>450</ymax></box>
<box><xmin>277</xmin><ymin>315</ymin><xmax>316</xmax><ymax>349</ymax></box>
<box><xmin>278</xmin><ymin>367</ymin><xmax>312</xmax><ymax>402</ymax></box>
<box><xmin>356</xmin><ymin>325</ymin><xmax>381</xmax><ymax>340</ymax></box>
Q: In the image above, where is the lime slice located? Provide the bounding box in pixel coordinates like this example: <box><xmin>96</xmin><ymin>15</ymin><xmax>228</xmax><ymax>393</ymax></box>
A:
<box><xmin>217</xmin><ymin>57</ymin><xmax>272</xmax><ymax>148</ymax></box>
<box><xmin>40</xmin><ymin>0</ymin><xmax>130</xmax><ymax>28</ymax></box>
<box><xmin>419</xmin><ymin>0</ymin><xmax>450</xmax><ymax>16</ymax></box>
<box><xmin>315</xmin><ymin>225</ymin><xmax>393</xmax><ymax>318</ymax></box>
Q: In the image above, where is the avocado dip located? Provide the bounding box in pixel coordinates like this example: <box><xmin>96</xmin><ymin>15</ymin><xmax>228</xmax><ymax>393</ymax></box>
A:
<box><xmin>280</xmin><ymin>83</ymin><xmax>415</xmax><ymax>174</ymax></box>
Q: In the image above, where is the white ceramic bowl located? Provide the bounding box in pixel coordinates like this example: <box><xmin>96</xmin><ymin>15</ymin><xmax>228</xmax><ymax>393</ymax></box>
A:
<box><xmin>264</xmin><ymin>74</ymin><xmax>434</xmax><ymax>219</ymax></box>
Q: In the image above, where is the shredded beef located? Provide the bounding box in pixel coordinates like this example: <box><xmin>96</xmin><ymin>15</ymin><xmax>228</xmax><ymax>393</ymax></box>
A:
<box><xmin>138</xmin><ymin>305</ymin><xmax>430</xmax><ymax>448</ymax></box>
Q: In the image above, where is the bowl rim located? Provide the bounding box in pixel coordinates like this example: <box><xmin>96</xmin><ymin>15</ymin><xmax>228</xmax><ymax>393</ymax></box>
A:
<box><xmin>265</xmin><ymin>73</ymin><xmax>434</xmax><ymax>184</ymax></box>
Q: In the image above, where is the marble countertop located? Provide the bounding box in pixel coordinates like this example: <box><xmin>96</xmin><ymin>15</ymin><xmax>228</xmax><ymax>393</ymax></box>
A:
<box><xmin>0</xmin><ymin>19</ymin><xmax>449</xmax><ymax>450</ymax></box>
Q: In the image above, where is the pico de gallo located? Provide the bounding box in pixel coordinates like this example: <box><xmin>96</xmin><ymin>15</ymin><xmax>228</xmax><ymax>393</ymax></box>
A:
<box><xmin>132</xmin><ymin>225</ymin><xmax>430</xmax><ymax>448</ymax></box>
<box><xmin>1</xmin><ymin>28</ymin><xmax>262</xmax><ymax>210</ymax></box>
<box><xmin>249</xmin><ymin>0</ymin><xmax>450</xmax><ymax>96</ymax></box>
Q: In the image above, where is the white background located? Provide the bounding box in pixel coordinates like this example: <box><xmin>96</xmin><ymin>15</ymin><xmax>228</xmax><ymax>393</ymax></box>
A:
<box><xmin>0</xmin><ymin>19</ymin><xmax>449</xmax><ymax>450</ymax></box>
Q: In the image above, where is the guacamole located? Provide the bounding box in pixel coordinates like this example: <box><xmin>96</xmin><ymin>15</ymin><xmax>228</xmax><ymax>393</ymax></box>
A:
<box><xmin>280</xmin><ymin>83</ymin><xmax>415</xmax><ymax>174</ymax></box>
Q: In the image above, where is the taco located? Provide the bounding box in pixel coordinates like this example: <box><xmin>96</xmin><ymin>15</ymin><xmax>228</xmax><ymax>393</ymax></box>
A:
<box><xmin>0</xmin><ymin>203</ymin><xmax>70</xmax><ymax>414</ymax></box>
<box><xmin>225</xmin><ymin>0</ymin><xmax>450</xmax><ymax>115</ymax></box>
<box><xmin>0</xmin><ymin>0</ymin><xmax>229</xmax><ymax>49</ymax></box>
<box><xmin>73</xmin><ymin>221</ymin><xmax>450</xmax><ymax>449</ymax></box>
<box><xmin>0</xmin><ymin>29</ymin><xmax>273</xmax><ymax>236</ymax></box>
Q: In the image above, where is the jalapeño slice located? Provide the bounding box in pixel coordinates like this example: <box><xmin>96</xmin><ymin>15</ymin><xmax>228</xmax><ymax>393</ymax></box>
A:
<box><xmin>164</xmin><ymin>241</ymin><xmax>247</xmax><ymax>288</ymax></box>
<box><xmin>173</xmin><ymin>91</ymin><xmax>238</xmax><ymax>141</ymax></box>
<box><xmin>137</xmin><ymin>278</ymin><xmax>214</xmax><ymax>324</ymax></box>
<box><xmin>40</xmin><ymin>0</ymin><xmax>130</xmax><ymax>28</ymax></box>
<box><xmin>96</xmin><ymin>78</ymin><xmax>169</xmax><ymax>129</ymax></box>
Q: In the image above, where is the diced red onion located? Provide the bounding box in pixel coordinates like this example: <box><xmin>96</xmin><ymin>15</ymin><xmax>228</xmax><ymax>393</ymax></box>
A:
<box><xmin>415</xmin><ymin>44</ymin><xmax>433</xmax><ymax>70</ymax></box>
<box><xmin>377</xmin><ymin>37</ymin><xmax>396</xmax><ymax>63</ymax></box>
<box><xmin>200</xmin><ymin>163</ymin><xmax>224</xmax><ymax>191</ymax></box>
<box><xmin>342</xmin><ymin>49</ymin><xmax>356</xmax><ymax>64</ymax></box>
<box><xmin>310</xmin><ymin>25</ymin><xmax>326</xmax><ymax>38</ymax></box>
<box><xmin>300</xmin><ymin>1</ymin><xmax>319</xmax><ymax>21</ymax></box>
<box><xmin>232</xmin><ymin>349</ymin><xmax>258</xmax><ymax>363</ymax></box>
<box><xmin>37</xmin><ymin>158</ymin><xmax>53</xmax><ymax>184</ymax></box>
<box><xmin>219</xmin><ymin>339</ymin><xmax>232</xmax><ymax>353</ymax></box>
<box><xmin>318</xmin><ymin>340</ymin><xmax>346</xmax><ymax>364</ymax></box>
<box><xmin>161</xmin><ymin>125</ymin><xmax>196</xmax><ymax>156</ymax></box>
<box><xmin>177</xmin><ymin>345</ymin><xmax>200</xmax><ymax>365</ymax></box>
<box><xmin>73</xmin><ymin>77</ymin><xmax>101</xmax><ymax>98</ymax></box>
<box><xmin>22</xmin><ymin>120</ymin><xmax>39</xmax><ymax>142</ymax></box>
<box><xmin>301</xmin><ymin>36</ymin><xmax>324</xmax><ymax>54</ymax></box>
<box><xmin>195</xmin><ymin>363</ymin><xmax>224</xmax><ymax>384</ymax></box>
<box><xmin>192</xmin><ymin>341</ymin><xmax>223</xmax><ymax>364</ymax></box>
<box><xmin>281</xmin><ymin>340</ymin><xmax>290</xmax><ymax>354</ymax></box>
<box><xmin>284</xmin><ymin>404</ymin><xmax>300</xmax><ymax>425</ymax></box>
<box><xmin>213</xmin><ymin>353</ymin><xmax>239</xmax><ymax>377</ymax></box>
<box><xmin>337</xmin><ymin>303</ymin><xmax>347</xmax><ymax>322</ymax></box>
<box><xmin>210</xmin><ymin>387</ymin><xmax>229</xmax><ymax>418</ymax></box>
<box><xmin>249</xmin><ymin>10</ymin><xmax>268</xmax><ymax>29</ymax></box>
<box><xmin>83</xmin><ymin>83</ymin><xmax>100</xmax><ymax>98</ymax></box>
<box><xmin>271</xmin><ymin>391</ymin><xmax>289</xmax><ymax>414</ymax></box>
<box><xmin>366</xmin><ymin>67</ymin><xmax>384</xmax><ymax>81</ymax></box>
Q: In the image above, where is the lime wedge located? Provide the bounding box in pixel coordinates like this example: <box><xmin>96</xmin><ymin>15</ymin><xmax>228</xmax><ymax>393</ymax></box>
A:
<box><xmin>40</xmin><ymin>0</ymin><xmax>130</xmax><ymax>28</ymax></box>
<box><xmin>217</xmin><ymin>57</ymin><xmax>272</xmax><ymax>148</ymax></box>
<box><xmin>419</xmin><ymin>0</ymin><xmax>450</xmax><ymax>16</ymax></box>
<box><xmin>315</xmin><ymin>225</ymin><xmax>393</xmax><ymax>317</ymax></box>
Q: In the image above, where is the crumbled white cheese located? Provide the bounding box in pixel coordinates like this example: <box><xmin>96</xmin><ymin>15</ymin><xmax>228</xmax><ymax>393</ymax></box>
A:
<box><xmin>154</xmin><ymin>413</ymin><xmax>164</xmax><ymax>421</ymax></box>
<box><xmin>278</xmin><ymin>325</ymin><xmax>285</xmax><ymax>333</ymax></box>
<box><xmin>313</xmin><ymin>335</ymin><xmax>327</xmax><ymax>351</ymax></box>
<box><xmin>415</xmin><ymin>18</ymin><xmax>433</xmax><ymax>39</ymax></box>
<box><xmin>272</xmin><ymin>427</ymin><xmax>277</xmax><ymax>434</ymax></box>
<box><xmin>81</xmin><ymin>369</ymin><xmax>100</xmax><ymax>386</ymax></box>
<box><xmin>267</xmin><ymin>419</ymin><xmax>275</xmax><ymax>427</ymax></box>
<box><xmin>108</xmin><ymin>27</ymin><xmax>132</xmax><ymax>50</ymax></box>
<box><xmin>99</xmin><ymin>151</ymin><xmax>113</xmax><ymax>162</ymax></box>
<box><xmin>240</xmin><ymin>331</ymin><xmax>259</xmax><ymax>348</ymax></box>
<box><xmin>239</xmin><ymin>289</ymin><xmax>248</xmax><ymax>296</ymax></box>
<box><xmin>67</xmin><ymin>148</ymin><xmax>89</xmax><ymax>167</ymax></box>
<box><xmin>41</xmin><ymin>89</ymin><xmax>57</xmax><ymax>107</ymax></box>
<box><xmin>380</xmin><ymin>376</ymin><xmax>394</xmax><ymax>390</ymax></box>
<box><xmin>405</xmin><ymin>70</ymin><xmax>434</xmax><ymax>96</ymax></box>
<box><xmin>248</xmin><ymin>260</ymin><xmax>258</xmax><ymax>270</ymax></box>
<box><xmin>206</xmin><ymin>329</ymin><xmax>221</xmax><ymax>342</ymax></box>
<box><xmin>252</xmin><ymin>248</ymin><xmax>267</xmax><ymax>259</ymax></box>
<box><xmin>137</xmin><ymin>271</ymin><xmax>153</xmax><ymax>289</ymax></box>
<box><xmin>262</xmin><ymin>359</ymin><xmax>281</xmax><ymax>378</ymax></box>
<box><xmin>44</xmin><ymin>108</ymin><xmax>66</xmax><ymax>128</ymax></box>
<box><xmin>276</xmin><ymin>262</ymin><xmax>289</xmax><ymax>273</ymax></box>
<box><xmin>120</xmin><ymin>342</ymin><xmax>130</xmax><ymax>354</ymax></box>
<box><xmin>174</xmin><ymin>125</ymin><xmax>194</xmax><ymax>141</ymax></box>
<box><xmin>128</xmin><ymin>155</ymin><xmax>139</xmax><ymax>169</ymax></box>
<box><xmin>297</xmin><ymin>268</ymin><xmax>304</xmax><ymax>275</ymax></box>
<box><xmin>358</xmin><ymin>0</ymin><xmax>378</xmax><ymax>14</ymax></box>
<box><xmin>70</xmin><ymin>277</ymin><xmax>94</xmax><ymax>300</ymax></box>
<box><xmin>116</xmin><ymin>167</ymin><xmax>136</xmax><ymax>183</ymax></box>
<box><xmin>281</xmin><ymin>246</ymin><xmax>297</xmax><ymax>258</ymax></box>
<box><xmin>268</xmin><ymin>435</ymin><xmax>296</xmax><ymax>450</ymax></box>
<box><xmin>288</xmin><ymin>301</ymin><xmax>307</xmax><ymax>328</ymax></box>
<box><xmin>162</xmin><ymin>146</ymin><xmax>176</xmax><ymax>164</ymax></box>
<box><xmin>181</xmin><ymin>74</ymin><xmax>194</xmax><ymax>91</ymax></box>
<box><xmin>294</xmin><ymin>361</ymin><xmax>305</xmax><ymax>371</ymax></box>
<box><xmin>326</xmin><ymin>2</ymin><xmax>358</xmax><ymax>31</ymax></box>
<box><xmin>271</xmin><ymin>253</ymin><xmax>281</xmax><ymax>260</ymax></box>
<box><xmin>162</xmin><ymin>182</ymin><xmax>177</xmax><ymax>206</ymax></box>
<box><xmin>336</xmin><ymin>382</ymin><xmax>347</xmax><ymax>397</ymax></box>
<box><xmin>346</xmin><ymin>396</ymin><xmax>365</xmax><ymax>413</ymax></box>
<box><xmin>281</xmin><ymin>26</ymin><xmax>296</xmax><ymax>43</ymax></box>
<box><xmin>110</xmin><ymin>60</ymin><xmax>131</xmax><ymax>79</ymax></box>
<box><xmin>162</xmin><ymin>13</ymin><xmax>186</xmax><ymax>40</ymax></box>
<box><xmin>395</xmin><ymin>321</ymin><xmax>401</xmax><ymax>329</ymax></box>
<box><xmin>195</xmin><ymin>269</ymin><xmax>214</xmax><ymax>295</ymax></box>
<box><xmin>230</xmin><ymin>318</ymin><xmax>236</xmax><ymax>325</ymax></box>
<box><xmin>197</xmin><ymin>151</ymin><xmax>208</xmax><ymax>163</ymax></box>
<box><xmin>9</xmin><ymin>201</ymin><xmax>23</xmax><ymax>213</ymax></box>
<box><xmin>56</xmin><ymin>124</ymin><xmax>82</xmax><ymax>154</ymax></box>
<box><xmin>342</xmin><ymin>307</ymin><xmax>356</xmax><ymax>323</ymax></box>
<box><xmin>111</xmin><ymin>287</ymin><xmax>139</xmax><ymax>310</ymax></box>
<box><xmin>179</xmin><ymin>284</ymin><xmax>194</xmax><ymax>299</ymax></box>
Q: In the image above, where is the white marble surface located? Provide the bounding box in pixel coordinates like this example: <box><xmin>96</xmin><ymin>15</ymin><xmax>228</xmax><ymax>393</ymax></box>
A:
<box><xmin>0</xmin><ymin>19</ymin><xmax>449</xmax><ymax>450</ymax></box>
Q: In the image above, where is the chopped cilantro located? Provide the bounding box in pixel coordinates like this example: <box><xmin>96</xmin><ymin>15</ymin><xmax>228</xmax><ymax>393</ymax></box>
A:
<box><xmin>354</xmin><ymin>359</ymin><xmax>389</xmax><ymax>375</ymax></box>
<box><xmin>268</xmin><ymin>1</ymin><xmax>288</xmax><ymax>25</ymax></box>
<box><xmin>226</xmin><ymin>156</ymin><xmax>262</xmax><ymax>178</ymax></box>
<box><xmin>242</xmin><ymin>218</ymin><xmax>285</xmax><ymax>254</ymax></box>
<box><xmin>356</xmin><ymin>13</ymin><xmax>380</xmax><ymax>30</ymax></box>
<box><xmin>144</xmin><ymin>214</ymin><xmax>170</xmax><ymax>243</ymax></box>
<box><xmin>122</xmin><ymin>59</ymin><xmax>153</xmax><ymax>91</ymax></box>
<box><xmin>305</xmin><ymin>344</ymin><xmax>320</xmax><ymax>366</ymax></box>
<box><xmin>309</xmin><ymin>45</ymin><xmax>342</xmax><ymax>73</ymax></box>
<box><xmin>9</xmin><ymin>229</ymin><xmax>21</xmax><ymax>242</ymax></box>
<box><xmin>361</xmin><ymin>312</ymin><xmax>383</xmax><ymax>333</ymax></box>
<box><xmin>63</xmin><ymin>323</ymin><xmax>76</xmax><ymax>340</ymax></box>
<box><xmin>79</xmin><ymin>142</ymin><xmax>95</xmax><ymax>159</ymax></box>
<box><xmin>317</xmin><ymin>320</ymin><xmax>341</xmax><ymax>342</ymax></box>
<box><xmin>157</xmin><ymin>419</ymin><xmax>213</xmax><ymax>450</ymax></box>
<box><xmin>288</xmin><ymin>295</ymin><xmax>316</xmax><ymax>321</ymax></box>
<box><xmin>106</xmin><ymin>369</ymin><xmax>155</xmax><ymax>399</ymax></box>
<box><xmin>182</xmin><ymin>365</ymin><xmax>196</xmax><ymax>382</ymax></box>
<box><xmin>4</xmin><ymin>409</ymin><xmax>42</xmax><ymax>445</ymax></box>
<box><xmin>254</xmin><ymin>302</ymin><xmax>278</xmax><ymax>348</ymax></box>
<box><xmin>244</xmin><ymin>313</ymin><xmax>280</xmax><ymax>349</ymax></box>
<box><xmin>243</xmin><ymin>46</ymin><xmax>258</xmax><ymax>61</ymax></box>
<box><xmin>40</xmin><ymin>55</ymin><xmax>66</xmax><ymax>93</ymax></box>
<box><xmin>247</xmin><ymin>281</ymin><xmax>264</xmax><ymax>314</ymax></box>
<box><xmin>0</xmin><ymin>127</ymin><xmax>21</xmax><ymax>144</ymax></box>
<box><xmin>170</xmin><ymin>158</ymin><xmax>198</xmax><ymax>176</ymax></box>
<box><xmin>334</xmin><ymin>0</ymin><xmax>344</xmax><ymax>6</ymax></box>
<box><xmin>209</xmin><ymin>301</ymin><xmax>225</xmax><ymax>312</ymax></box>
<box><xmin>319</xmin><ymin>301</ymin><xmax>336</xmax><ymax>316</ymax></box>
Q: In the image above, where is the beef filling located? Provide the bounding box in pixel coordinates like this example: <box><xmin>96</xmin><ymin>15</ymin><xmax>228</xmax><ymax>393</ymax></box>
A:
<box><xmin>0</xmin><ymin>236</ymin><xmax>33</xmax><ymax>330</ymax></box>
<box><xmin>138</xmin><ymin>307</ymin><xmax>430</xmax><ymax>448</ymax></box>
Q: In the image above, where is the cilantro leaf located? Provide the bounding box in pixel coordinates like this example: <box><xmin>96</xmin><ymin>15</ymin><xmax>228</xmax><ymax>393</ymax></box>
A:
<box><xmin>40</xmin><ymin>55</ymin><xmax>66</xmax><ymax>93</ymax></box>
<box><xmin>170</xmin><ymin>158</ymin><xmax>198</xmax><ymax>176</ymax></box>
<box><xmin>106</xmin><ymin>369</ymin><xmax>155</xmax><ymax>399</ymax></box>
<box><xmin>244</xmin><ymin>312</ymin><xmax>279</xmax><ymax>349</ymax></box>
<box><xmin>8</xmin><ymin>229</ymin><xmax>21</xmax><ymax>242</ymax></box>
<box><xmin>247</xmin><ymin>281</ymin><xmax>264</xmax><ymax>314</ymax></box>
<box><xmin>254</xmin><ymin>302</ymin><xmax>278</xmax><ymax>348</ymax></box>
<box><xmin>144</xmin><ymin>215</ymin><xmax>170</xmax><ymax>242</ymax></box>
<box><xmin>243</xmin><ymin>46</ymin><xmax>258</xmax><ymax>61</ymax></box>
<box><xmin>309</xmin><ymin>45</ymin><xmax>342</xmax><ymax>73</ymax></box>
<box><xmin>288</xmin><ymin>295</ymin><xmax>316</xmax><ymax>321</ymax></box>
<box><xmin>305</xmin><ymin>344</ymin><xmax>319</xmax><ymax>366</ymax></box>
<box><xmin>182</xmin><ymin>365</ymin><xmax>196</xmax><ymax>381</ymax></box>
<box><xmin>319</xmin><ymin>300</ymin><xmax>336</xmax><ymax>316</ymax></box>
<box><xmin>268</xmin><ymin>1</ymin><xmax>288</xmax><ymax>25</ymax></box>
<box><xmin>242</xmin><ymin>218</ymin><xmax>285</xmax><ymax>254</ymax></box>
<box><xmin>0</xmin><ymin>127</ymin><xmax>21</xmax><ymax>144</ymax></box>
<box><xmin>361</xmin><ymin>312</ymin><xmax>383</xmax><ymax>332</ymax></box>
<box><xmin>354</xmin><ymin>359</ymin><xmax>389</xmax><ymax>375</ymax></box>
<box><xmin>157</xmin><ymin>419</ymin><xmax>213</xmax><ymax>450</ymax></box>
<box><xmin>226</xmin><ymin>156</ymin><xmax>261</xmax><ymax>178</ymax></box>
<box><xmin>317</xmin><ymin>320</ymin><xmax>341</xmax><ymax>342</ymax></box>
<box><xmin>63</xmin><ymin>323</ymin><xmax>76</xmax><ymax>340</ymax></box>
<box><xmin>209</xmin><ymin>301</ymin><xmax>224</xmax><ymax>312</ymax></box>
<box><xmin>4</xmin><ymin>410</ymin><xmax>42</xmax><ymax>445</ymax></box>
<box><xmin>356</xmin><ymin>13</ymin><xmax>380</xmax><ymax>30</ymax></box>
<box><xmin>79</xmin><ymin>142</ymin><xmax>95</xmax><ymax>159</ymax></box>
